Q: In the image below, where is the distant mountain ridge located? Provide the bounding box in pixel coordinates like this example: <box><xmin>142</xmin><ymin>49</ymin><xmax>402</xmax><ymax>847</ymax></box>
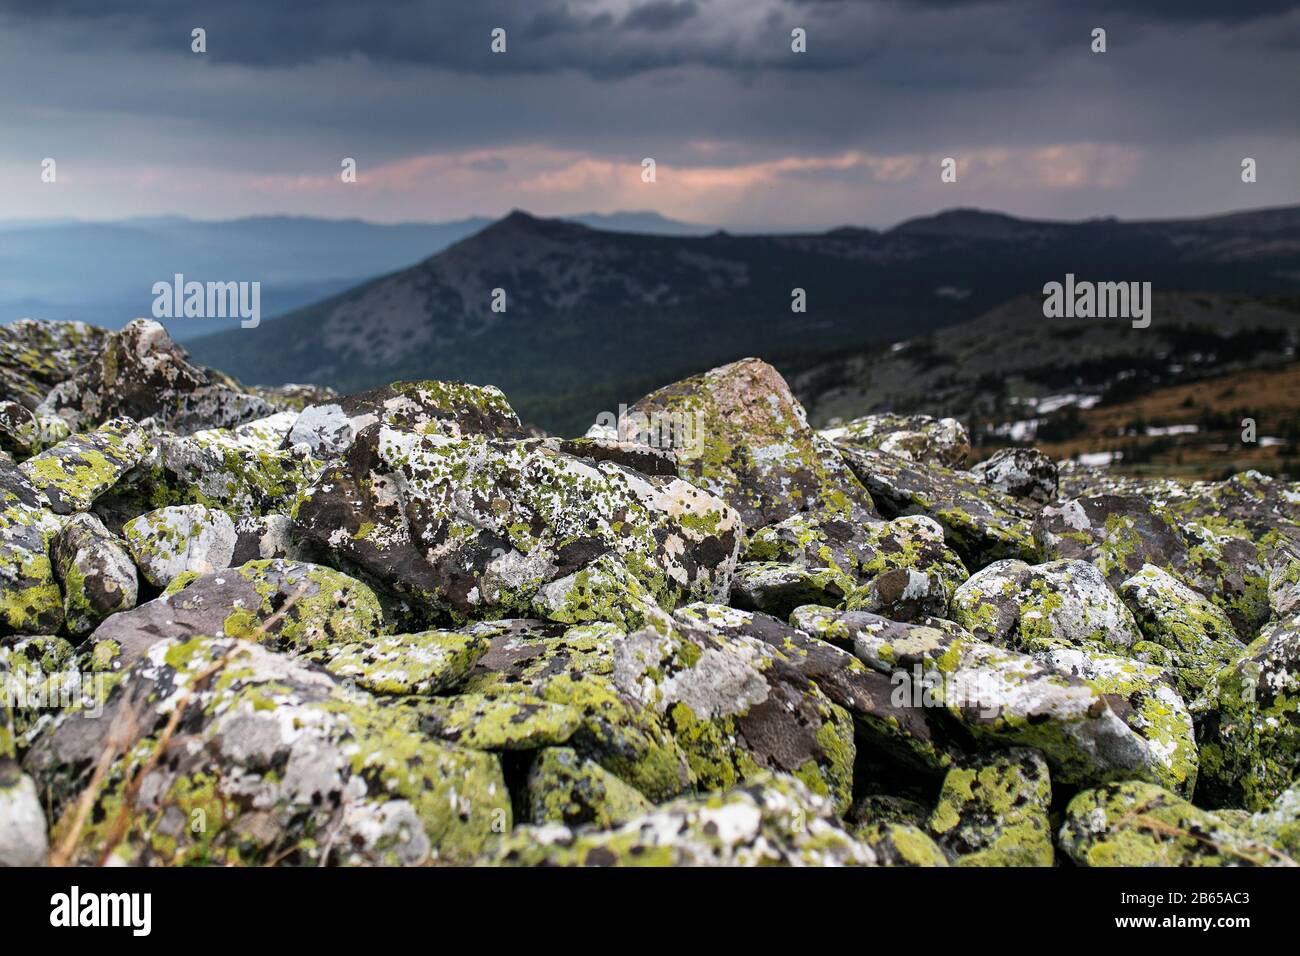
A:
<box><xmin>0</xmin><ymin>210</ymin><xmax>709</xmax><ymax>340</ymax></box>
<box><xmin>182</xmin><ymin>204</ymin><xmax>1300</xmax><ymax>434</ymax></box>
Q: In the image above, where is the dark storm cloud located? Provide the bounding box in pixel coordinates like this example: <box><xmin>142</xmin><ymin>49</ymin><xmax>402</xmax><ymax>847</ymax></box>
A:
<box><xmin>5</xmin><ymin>0</ymin><xmax>1297</xmax><ymax>79</ymax></box>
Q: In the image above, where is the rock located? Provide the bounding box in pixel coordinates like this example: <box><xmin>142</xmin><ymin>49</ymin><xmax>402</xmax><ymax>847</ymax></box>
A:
<box><xmin>1119</xmin><ymin>563</ymin><xmax>1244</xmax><ymax>699</ymax></box>
<box><xmin>0</xmin><ymin>762</ymin><xmax>48</xmax><ymax>866</ymax></box>
<box><xmin>951</xmin><ymin>558</ymin><xmax>1143</xmax><ymax>656</ymax></box>
<box><xmin>231</xmin><ymin>514</ymin><xmax>303</xmax><ymax>565</ymax></box>
<box><xmin>286</xmin><ymin>379</ymin><xmax>526</xmax><ymax>457</ymax></box>
<box><xmin>411</xmin><ymin>693</ymin><xmax>585</xmax><ymax>750</ymax></box>
<box><xmin>675</xmin><ymin>603</ymin><xmax>965</xmax><ymax>774</ymax></box>
<box><xmin>50</xmin><ymin>512</ymin><xmax>138</xmax><ymax>637</ymax></box>
<box><xmin>744</xmin><ymin>512</ymin><xmax>968</xmax><ymax>621</ymax></box>
<box><xmin>462</xmin><ymin>621</ymin><xmax>695</xmax><ymax>802</ymax></box>
<box><xmin>525</xmin><ymin>747</ymin><xmax>654</xmax><ymax>828</ymax></box>
<box><xmin>23</xmin><ymin>635</ymin><xmax>508</xmax><ymax>865</ymax></box>
<box><xmin>293</xmin><ymin>425</ymin><xmax>741</xmax><ymax>626</ymax></box>
<box><xmin>851</xmin><ymin>822</ymin><xmax>949</xmax><ymax>866</ymax></box>
<box><xmin>250</xmin><ymin>382</ymin><xmax>339</xmax><ymax>413</ymax></box>
<box><xmin>0</xmin><ymin>467</ymin><xmax>64</xmax><ymax>635</ymax></box>
<box><xmin>1059</xmin><ymin>781</ymin><xmax>1283</xmax><ymax>867</ymax></box>
<box><xmin>18</xmin><ymin>417</ymin><xmax>150</xmax><ymax>514</ymax></box>
<box><xmin>0</xmin><ymin>319</ymin><xmax>106</xmax><ymax>411</ymax></box>
<box><xmin>1194</xmin><ymin>611</ymin><xmax>1300</xmax><ymax>811</ymax></box>
<box><xmin>728</xmin><ymin>561</ymin><xmax>847</xmax><ymax>619</ymax></box>
<box><xmin>970</xmin><ymin>447</ymin><xmax>1058</xmax><ymax>506</ymax></box>
<box><xmin>1268</xmin><ymin>544</ymin><xmax>1300</xmax><ymax>619</ymax></box>
<box><xmin>123</xmin><ymin>504</ymin><xmax>237</xmax><ymax>587</ymax></box>
<box><xmin>927</xmin><ymin>750</ymin><xmax>1054</xmax><ymax>866</ymax></box>
<box><xmin>1243</xmin><ymin>777</ymin><xmax>1300</xmax><ymax>857</ymax></box>
<box><xmin>839</xmin><ymin>447</ymin><xmax>1039</xmax><ymax>566</ymax></box>
<box><xmin>614</xmin><ymin>609</ymin><xmax>857</xmax><ymax>812</ymax></box>
<box><xmin>822</xmin><ymin>413</ymin><xmax>971</xmax><ymax>469</ymax></box>
<box><xmin>0</xmin><ymin>636</ymin><xmax>82</xmax><ymax>758</ymax></box>
<box><xmin>847</xmin><ymin>793</ymin><xmax>932</xmax><ymax>829</ymax></box>
<box><xmin>84</xmin><ymin>559</ymin><xmax>387</xmax><ymax>673</ymax></box>
<box><xmin>0</xmin><ymin>401</ymin><xmax>70</xmax><ymax>460</ymax></box>
<box><xmin>490</xmin><ymin>771</ymin><xmax>877</xmax><ymax>866</ymax></box>
<box><xmin>318</xmin><ymin>625</ymin><xmax>494</xmax><ymax>696</ymax></box>
<box><xmin>625</xmin><ymin>358</ymin><xmax>877</xmax><ymax>529</ymax></box>
<box><xmin>38</xmin><ymin>319</ymin><xmax>273</xmax><ymax>435</ymax></box>
<box><xmin>1035</xmin><ymin>493</ymin><xmax>1270</xmax><ymax>636</ymax></box>
<box><xmin>791</xmin><ymin>606</ymin><xmax>1192</xmax><ymax>792</ymax></box>
<box><xmin>191</xmin><ymin>411</ymin><xmax>299</xmax><ymax>454</ymax></box>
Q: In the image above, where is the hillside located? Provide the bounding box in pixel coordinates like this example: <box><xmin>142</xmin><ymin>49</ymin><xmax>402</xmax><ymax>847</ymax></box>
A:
<box><xmin>185</xmin><ymin>206</ymin><xmax>1300</xmax><ymax>434</ymax></box>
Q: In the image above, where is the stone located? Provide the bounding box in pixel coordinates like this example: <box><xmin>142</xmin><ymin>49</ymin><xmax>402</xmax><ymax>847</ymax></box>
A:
<box><xmin>970</xmin><ymin>447</ymin><xmax>1058</xmax><ymax>506</ymax></box>
<box><xmin>123</xmin><ymin>504</ymin><xmax>237</xmax><ymax>587</ymax></box>
<box><xmin>50</xmin><ymin>512</ymin><xmax>137</xmax><ymax>637</ymax></box>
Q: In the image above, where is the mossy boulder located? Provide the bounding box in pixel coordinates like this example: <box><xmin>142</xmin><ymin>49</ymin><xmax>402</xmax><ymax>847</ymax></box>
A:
<box><xmin>407</xmin><ymin>692</ymin><xmax>585</xmax><ymax>750</ymax></box>
<box><xmin>50</xmin><ymin>512</ymin><xmax>138</xmax><ymax>637</ymax></box>
<box><xmin>839</xmin><ymin>446</ymin><xmax>1039</xmax><ymax>567</ymax></box>
<box><xmin>123</xmin><ymin>504</ymin><xmax>237</xmax><ymax>587</ymax></box>
<box><xmin>23</xmin><ymin>635</ymin><xmax>509</xmax><ymax>865</ymax></box>
<box><xmin>1120</xmin><ymin>563</ymin><xmax>1244</xmax><ymax>699</ymax></box>
<box><xmin>625</xmin><ymin>357</ymin><xmax>877</xmax><ymax>530</ymax></box>
<box><xmin>85</xmin><ymin>559</ymin><xmax>388</xmax><ymax>673</ymax></box>
<box><xmin>0</xmin><ymin>466</ymin><xmax>64</xmax><ymax>635</ymax></box>
<box><xmin>37</xmin><ymin>319</ymin><xmax>272</xmax><ymax>435</ymax></box>
<box><xmin>851</xmin><ymin>822</ymin><xmax>949</xmax><ymax>866</ymax></box>
<box><xmin>927</xmin><ymin>749</ymin><xmax>1055</xmax><ymax>866</ymax></box>
<box><xmin>1058</xmin><ymin>781</ymin><xmax>1284</xmax><ymax>867</ymax></box>
<box><xmin>18</xmin><ymin>417</ymin><xmax>150</xmax><ymax>515</ymax></box>
<box><xmin>821</xmin><ymin>413</ymin><xmax>970</xmax><ymax>469</ymax></box>
<box><xmin>315</xmin><ymin>624</ymin><xmax>496</xmax><ymax>695</ymax></box>
<box><xmin>524</xmin><ymin>747</ymin><xmax>654</xmax><ymax>828</ymax></box>
<box><xmin>489</xmin><ymin>771</ymin><xmax>877</xmax><ymax>866</ymax></box>
<box><xmin>293</xmin><ymin>424</ymin><xmax>742</xmax><ymax>625</ymax></box>
<box><xmin>0</xmin><ymin>400</ymin><xmax>70</xmax><ymax>461</ymax></box>
<box><xmin>1193</xmin><ymin>611</ymin><xmax>1300</xmax><ymax>811</ymax></box>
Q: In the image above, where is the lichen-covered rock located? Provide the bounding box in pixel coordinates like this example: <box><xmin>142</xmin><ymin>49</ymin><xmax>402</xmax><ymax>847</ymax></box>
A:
<box><xmin>839</xmin><ymin>447</ymin><xmax>1039</xmax><ymax>566</ymax></box>
<box><xmin>1243</xmin><ymin>776</ymin><xmax>1300</xmax><ymax>857</ymax></box>
<box><xmin>822</xmin><ymin>413</ymin><xmax>971</xmax><ymax>469</ymax></box>
<box><xmin>1268</xmin><ymin>544</ymin><xmax>1300</xmax><ymax>619</ymax></box>
<box><xmin>50</xmin><ymin>512</ymin><xmax>137</xmax><ymax>637</ymax></box>
<box><xmin>85</xmin><ymin>559</ymin><xmax>387</xmax><ymax>673</ymax></box>
<box><xmin>728</xmin><ymin>561</ymin><xmax>848</xmax><ymax>618</ymax></box>
<box><xmin>614</xmin><ymin>609</ymin><xmax>856</xmax><ymax>811</ymax></box>
<box><xmin>0</xmin><ymin>761</ymin><xmax>48</xmax><ymax>866</ymax></box>
<box><xmin>293</xmin><ymin>424</ymin><xmax>742</xmax><ymax>626</ymax></box>
<box><xmin>951</xmin><ymin>558</ymin><xmax>1143</xmax><ymax>657</ymax></box>
<box><xmin>1058</xmin><ymin>781</ymin><xmax>1284</xmax><ymax>867</ymax></box>
<box><xmin>744</xmin><ymin>512</ymin><xmax>967</xmax><ymax>621</ymax></box>
<box><xmin>525</xmin><ymin>747</ymin><xmax>654</xmax><ymax>828</ymax></box>
<box><xmin>490</xmin><ymin>771</ymin><xmax>877</xmax><ymax>866</ymax></box>
<box><xmin>927</xmin><ymin>749</ymin><xmax>1055</xmax><ymax>866</ymax></box>
<box><xmin>231</xmin><ymin>513</ymin><xmax>303</xmax><ymax>565</ymax></box>
<box><xmin>792</xmin><ymin>606</ymin><xmax>1191</xmax><ymax>792</ymax></box>
<box><xmin>675</xmin><ymin>602</ymin><xmax>964</xmax><ymax>774</ymax></box>
<box><xmin>18</xmin><ymin>417</ymin><xmax>149</xmax><ymax>514</ymax></box>
<box><xmin>970</xmin><ymin>447</ymin><xmax>1058</xmax><ymax>506</ymax></box>
<box><xmin>317</xmin><ymin>625</ymin><xmax>495</xmax><ymax>696</ymax></box>
<box><xmin>1120</xmin><ymin>563</ymin><xmax>1244</xmax><ymax>699</ymax></box>
<box><xmin>123</xmin><ymin>504</ymin><xmax>236</xmax><ymax>587</ymax></box>
<box><xmin>0</xmin><ymin>635</ymin><xmax>82</xmax><ymax>758</ymax></box>
<box><xmin>851</xmin><ymin>822</ymin><xmax>949</xmax><ymax>866</ymax></box>
<box><xmin>0</xmin><ymin>319</ymin><xmax>106</xmax><ymax>411</ymax></box>
<box><xmin>625</xmin><ymin>358</ymin><xmax>877</xmax><ymax>529</ymax></box>
<box><xmin>1194</xmin><ymin>611</ymin><xmax>1300</xmax><ymax>811</ymax></box>
<box><xmin>0</xmin><ymin>466</ymin><xmax>64</xmax><ymax>635</ymax></box>
<box><xmin>37</xmin><ymin>319</ymin><xmax>272</xmax><ymax>434</ymax></box>
<box><xmin>463</xmin><ymin>621</ymin><xmax>694</xmax><ymax>802</ymax></box>
<box><xmin>410</xmin><ymin>693</ymin><xmax>585</xmax><ymax>750</ymax></box>
<box><xmin>1035</xmin><ymin>494</ymin><xmax>1270</xmax><ymax>636</ymax></box>
<box><xmin>287</xmin><ymin>379</ymin><xmax>526</xmax><ymax>458</ymax></box>
<box><xmin>23</xmin><ymin>635</ymin><xmax>509</xmax><ymax>865</ymax></box>
<box><xmin>0</xmin><ymin>400</ymin><xmax>70</xmax><ymax>460</ymax></box>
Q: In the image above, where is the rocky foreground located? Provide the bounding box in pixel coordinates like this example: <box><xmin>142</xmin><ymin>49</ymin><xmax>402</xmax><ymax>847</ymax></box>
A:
<box><xmin>0</xmin><ymin>318</ymin><xmax>1298</xmax><ymax>867</ymax></box>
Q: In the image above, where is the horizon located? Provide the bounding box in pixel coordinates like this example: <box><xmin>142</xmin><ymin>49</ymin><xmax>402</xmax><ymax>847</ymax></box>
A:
<box><xmin>4</xmin><ymin>200</ymin><xmax>1298</xmax><ymax>237</ymax></box>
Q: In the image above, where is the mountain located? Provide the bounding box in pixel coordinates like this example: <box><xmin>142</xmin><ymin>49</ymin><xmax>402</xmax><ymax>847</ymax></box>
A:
<box><xmin>184</xmin><ymin>205</ymin><xmax>1300</xmax><ymax>434</ymax></box>
<box><xmin>0</xmin><ymin>214</ymin><xmax>495</xmax><ymax>339</ymax></box>
<box><xmin>792</xmin><ymin>290</ymin><xmax>1300</xmax><ymax>480</ymax></box>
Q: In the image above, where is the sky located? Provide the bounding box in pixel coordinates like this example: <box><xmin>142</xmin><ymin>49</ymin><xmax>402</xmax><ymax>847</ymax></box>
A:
<box><xmin>1</xmin><ymin>0</ymin><xmax>1297</xmax><ymax>231</ymax></box>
